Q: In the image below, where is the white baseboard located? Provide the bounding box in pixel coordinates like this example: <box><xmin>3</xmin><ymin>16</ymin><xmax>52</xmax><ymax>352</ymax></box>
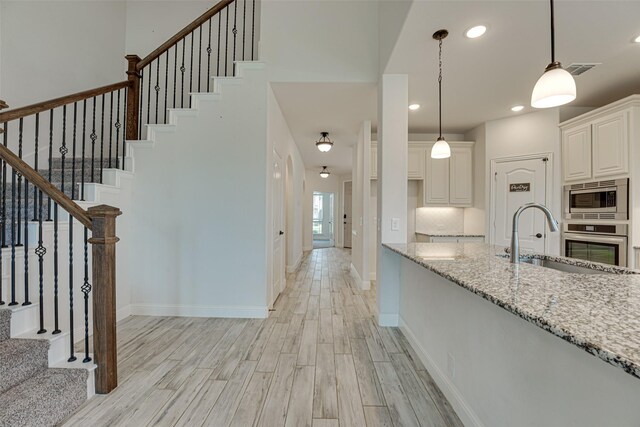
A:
<box><xmin>377</xmin><ymin>313</ymin><xmax>399</xmax><ymax>327</ymax></box>
<box><xmin>350</xmin><ymin>263</ymin><xmax>371</xmax><ymax>291</ymax></box>
<box><xmin>399</xmin><ymin>316</ymin><xmax>484</xmax><ymax>427</ymax></box>
<box><xmin>303</xmin><ymin>245</ymin><xmax>312</xmax><ymax>252</ymax></box>
<box><xmin>130</xmin><ymin>304</ymin><xmax>269</xmax><ymax>319</ymax></box>
<box><xmin>286</xmin><ymin>252</ymin><xmax>303</xmax><ymax>274</ymax></box>
<box><xmin>370</xmin><ymin>272</ymin><xmax>377</xmax><ymax>281</ymax></box>
<box><xmin>117</xmin><ymin>304</ymin><xmax>132</xmax><ymax>322</ymax></box>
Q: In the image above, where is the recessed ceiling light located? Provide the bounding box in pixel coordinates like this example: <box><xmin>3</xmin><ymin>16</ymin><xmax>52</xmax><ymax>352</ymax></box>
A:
<box><xmin>511</xmin><ymin>105</ymin><xmax>524</xmax><ymax>112</ymax></box>
<box><xmin>409</xmin><ymin>104</ymin><xmax>421</xmax><ymax>110</ymax></box>
<box><xmin>634</xmin><ymin>35</ymin><xmax>640</xmax><ymax>43</ymax></box>
<box><xmin>465</xmin><ymin>25</ymin><xmax>487</xmax><ymax>39</ymax></box>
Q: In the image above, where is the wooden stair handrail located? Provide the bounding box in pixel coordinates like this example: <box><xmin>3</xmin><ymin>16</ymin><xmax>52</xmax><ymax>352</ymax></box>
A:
<box><xmin>0</xmin><ymin>81</ymin><xmax>130</xmax><ymax>124</ymax></box>
<box><xmin>0</xmin><ymin>143</ymin><xmax>92</xmax><ymax>228</ymax></box>
<box><xmin>136</xmin><ymin>0</ymin><xmax>235</xmax><ymax>71</ymax></box>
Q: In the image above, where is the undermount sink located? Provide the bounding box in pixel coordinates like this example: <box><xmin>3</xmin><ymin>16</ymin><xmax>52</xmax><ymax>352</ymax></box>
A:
<box><xmin>519</xmin><ymin>258</ymin><xmax>609</xmax><ymax>275</ymax></box>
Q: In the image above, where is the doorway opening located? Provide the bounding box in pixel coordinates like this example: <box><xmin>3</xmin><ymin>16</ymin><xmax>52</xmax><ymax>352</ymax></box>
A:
<box><xmin>313</xmin><ymin>191</ymin><xmax>335</xmax><ymax>249</ymax></box>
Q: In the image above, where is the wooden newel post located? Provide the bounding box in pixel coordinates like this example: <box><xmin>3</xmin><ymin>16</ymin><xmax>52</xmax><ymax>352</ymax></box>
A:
<box><xmin>125</xmin><ymin>55</ymin><xmax>141</xmax><ymax>141</ymax></box>
<box><xmin>88</xmin><ymin>204</ymin><xmax>122</xmax><ymax>394</ymax></box>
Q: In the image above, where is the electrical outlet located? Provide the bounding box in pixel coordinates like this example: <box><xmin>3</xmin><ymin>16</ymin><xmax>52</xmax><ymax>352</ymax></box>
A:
<box><xmin>447</xmin><ymin>353</ymin><xmax>455</xmax><ymax>379</ymax></box>
<box><xmin>391</xmin><ymin>218</ymin><xmax>400</xmax><ymax>231</ymax></box>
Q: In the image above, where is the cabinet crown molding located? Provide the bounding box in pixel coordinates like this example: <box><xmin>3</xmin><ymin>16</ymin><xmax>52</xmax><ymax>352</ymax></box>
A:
<box><xmin>560</xmin><ymin>94</ymin><xmax>640</xmax><ymax>129</ymax></box>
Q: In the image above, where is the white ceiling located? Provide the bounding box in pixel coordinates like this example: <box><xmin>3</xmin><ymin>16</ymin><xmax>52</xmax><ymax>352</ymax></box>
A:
<box><xmin>271</xmin><ymin>0</ymin><xmax>640</xmax><ymax>174</ymax></box>
<box><xmin>271</xmin><ymin>83</ymin><xmax>377</xmax><ymax>175</ymax></box>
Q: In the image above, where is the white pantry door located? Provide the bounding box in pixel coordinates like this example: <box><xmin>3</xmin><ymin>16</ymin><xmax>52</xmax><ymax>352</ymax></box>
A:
<box><xmin>272</xmin><ymin>151</ymin><xmax>285</xmax><ymax>306</ymax></box>
<box><xmin>492</xmin><ymin>157</ymin><xmax>548</xmax><ymax>253</ymax></box>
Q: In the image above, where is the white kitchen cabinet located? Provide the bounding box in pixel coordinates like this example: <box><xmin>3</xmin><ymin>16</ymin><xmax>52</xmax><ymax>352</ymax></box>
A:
<box><xmin>408</xmin><ymin>146</ymin><xmax>425</xmax><ymax>180</ymax></box>
<box><xmin>421</xmin><ymin>143</ymin><xmax>473</xmax><ymax>207</ymax></box>
<box><xmin>449</xmin><ymin>146</ymin><xmax>473</xmax><ymax>206</ymax></box>
<box><xmin>562</xmin><ymin>124</ymin><xmax>592</xmax><ymax>182</ymax></box>
<box><xmin>592</xmin><ymin>111</ymin><xmax>628</xmax><ymax>178</ymax></box>
<box><xmin>370</xmin><ymin>145</ymin><xmax>377</xmax><ymax>179</ymax></box>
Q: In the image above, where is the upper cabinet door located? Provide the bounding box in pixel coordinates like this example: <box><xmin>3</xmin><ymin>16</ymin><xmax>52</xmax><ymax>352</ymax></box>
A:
<box><xmin>592</xmin><ymin>111</ymin><xmax>629</xmax><ymax>179</ymax></box>
<box><xmin>370</xmin><ymin>145</ymin><xmax>377</xmax><ymax>180</ymax></box>
<box><xmin>449</xmin><ymin>146</ymin><xmax>473</xmax><ymax>206</ymax></box>
<box><xmin>424</xmin><ymin>145</ymin><xmax>450</xmax><ymax>205</ymax></box>
<box><xmin>562</xmin><ymin>124</ymin><xmax>592</xmax><ymax>182</ymax></box>
<box><xmin>408</xmin><ymin>146</ymin><xmax>425</xmax><ymax>179</ymax></box>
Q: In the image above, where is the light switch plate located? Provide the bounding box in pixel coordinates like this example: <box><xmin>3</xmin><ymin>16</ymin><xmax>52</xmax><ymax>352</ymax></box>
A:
<box><xmin>391</xmin><ymin>218</ymin><xmax>400</xmax><ymax>231</ymax></box>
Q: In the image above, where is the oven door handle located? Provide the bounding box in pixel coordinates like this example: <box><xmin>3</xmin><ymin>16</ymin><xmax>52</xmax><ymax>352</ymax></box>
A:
<box><xmin>563</xmin><ymin>233</ymin><xmax>627</xmax><ymax>244</ymax></box>
<box><xmin>570</xmin><ymin>187</ymin><xmax>617</xmax><ymax>195</ymax></box>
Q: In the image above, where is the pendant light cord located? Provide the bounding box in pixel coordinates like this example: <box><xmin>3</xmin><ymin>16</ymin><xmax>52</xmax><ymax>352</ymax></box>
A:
<box><xmin>549</xmin><ymin>0</ymin><xmax>555</xmax><ymax>63</ymax></box>
<box><xmin>438</xmin><ymin>38</ymin><xmax>443</xmax><ymax>139</ymax></box>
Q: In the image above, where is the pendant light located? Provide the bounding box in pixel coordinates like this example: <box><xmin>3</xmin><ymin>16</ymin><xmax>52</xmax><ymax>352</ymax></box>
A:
<box><xmin>315</xmin><ymin>132</ymin><xmax>333</xmax><ymax>152</ymax></box>
<box><xmin>320</xmin><ymin>166</ymin><xmax>330</xmax><ymax>178</ymax></box>
<box><xmin>531</xmin><ymin>0</ymin><xmax>576</xmax><ymax>108</ymax></box>
<box><xmin>431</xmin><ymin>29</ymin><xmax>451</xmax><ymax>159</ymax></box>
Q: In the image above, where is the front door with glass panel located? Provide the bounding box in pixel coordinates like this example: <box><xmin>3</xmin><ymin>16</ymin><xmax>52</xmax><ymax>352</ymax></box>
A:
<box><xmin>313</xmin><ymin>192</ymin><xmax>335</xmax><ymax>246</ymax></box>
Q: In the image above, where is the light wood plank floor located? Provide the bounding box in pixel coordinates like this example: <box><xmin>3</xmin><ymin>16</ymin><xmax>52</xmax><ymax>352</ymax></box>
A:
<box><xmin>62</xmin><ymin>248</ymin><xmax>462</xmax><ymax>427</ymax></box>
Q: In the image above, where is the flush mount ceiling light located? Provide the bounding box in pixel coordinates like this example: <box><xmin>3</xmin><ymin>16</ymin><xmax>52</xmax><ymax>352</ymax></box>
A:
<box><xmin>431</xmin><ymin>29</ymin><xmax>451</xmax><ymax>159</ymax></box>
<box><xmin>319</xmin><ymin>166</ymin><xmax>330</xmax><ymax>178</ymax></box>
<box><xmin>465</xmin><ymin>25</ymin><xmax>487</xmax><ymax>39</ymax></box>
<box><xmin>531</xmin><ymin>0</ymin><xmax>576</xmax><ymax>109</ymax></box>
<box><xmin>315</xmin><ymin>132</ymin><xmax>333</xmax><ymax>153</ymax></box>
<box><xmin>634</xmin><ymin>35</ymin><xmax>640</xmax><ymax>43</ymax></box>
<box><xmin>409</xmin><ymin>104</ymin><xmax>421</xmax><ymax>111</ymax></box>
<box><xmin>511</xmin><ymin>105</ymin><xmax>525</xmax><ymax>112</ymax></box>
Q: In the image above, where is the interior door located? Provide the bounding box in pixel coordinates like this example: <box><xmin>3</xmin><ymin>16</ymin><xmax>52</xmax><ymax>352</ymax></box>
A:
<box><xmin>492</xmin><ymin>157</ymin><xmax>548</xmax><ymax>252</ymax></box>
<box><xmin>344</xmin><ymin>182</ymin><xmax>352</xmax><ymax>248</ymax></box>
<box><xmin>272</xmin><ymin>151</ymin><xmax>285</xmax><ymax>305</ymax></box>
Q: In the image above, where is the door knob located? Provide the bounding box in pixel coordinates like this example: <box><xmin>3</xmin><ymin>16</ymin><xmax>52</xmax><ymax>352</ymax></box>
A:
<box><xmin>535</xmin><ymin>233</ymin><xmax>543</xmax><ymax>239</ymax></box>
<box><xmin>279</xmin><ymin>231</ymin><xmax>284</xmax><ymax>235</ymax></box>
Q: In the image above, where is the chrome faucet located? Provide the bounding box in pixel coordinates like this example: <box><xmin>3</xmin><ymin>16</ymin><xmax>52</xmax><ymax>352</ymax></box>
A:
<box><xmin>510</xmin><ymin>203</ymin><xmax>559</xmax><ymax>263</ymax></box>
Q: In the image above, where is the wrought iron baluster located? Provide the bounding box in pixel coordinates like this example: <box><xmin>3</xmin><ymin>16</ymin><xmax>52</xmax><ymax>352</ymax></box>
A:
<box><xmin>252</xmin><ymin>0</ymin><xmax>256</xmax><ymax>60</ymax></box>
<box><xmin>81</xmin><ymin>100</ymin><xmax>87</xmax><ymax>201</ymax></box>
<box><xmin>60</xmin><ymin>105</ymin><xmax>67</xmax><ymax>196</ymax></box>
<box><xmin>22</xmin><ymin>173</ymin><xmax>30</xmax><ymax>306</ymax></box>
<box><xmin>2</xmin><ymin>122</ymin><xmax>7</xmax><ymax>248</ymax></box>
<box><xmin>9</xmin><ymin>126</ymin><xmax>16</xmax><ymax>305</ymax></box>
<box><xmin>115</xmin><ymin>91</ymin><xmax>122</xmax><ymax>169</ymax></box>
<box><xmin>181</xmin><ymin>40</ymin><xmax>186</xmax><ymax>108</ymax></box>
<box><xmin>225</xmin><ymin>6</ymin><xmax>229</xmax><ymax>76</ymax></box>
<box><xmin>47</xmin><ymin>110</ymin><xmax>53</xmax><ymax>221</ymax></box>
<box><xmin>207</xmin><ymin>18</ymin><xmax>213</xmax><ymax>91</ymax></box>
<box><xmin>16</xmin><ymin>118</ymin><xmax>23</xmax><ymax>247</ymax></box>
<box><xmin>233</xmin><ymin>0</ymin><xmax>238</xmax><ymax>76</ymax></box>
<box><xmin>139</xmin><ymin>69</ymin><xmax>144</xmax><ymax>140</ymax></box>
<box><xmin>67</xmin><ymin>213</ymin><xmax>76</xmax><ymax>362</ymax></box>
<box><xmin>146</xmin><ymin>64</ymin><xmax>151</xmax><ymax>128</ymax></box>
<box><xmin>217</xmin><ymin>13</ymin><xmax>222</xmax><ymax>76</ymax></box>
<box><xmin>32</xmin><ymin>114</ymin><xmax>40</xmax><ymax>221</ymax></box>
<box><xmin>173</xmin><ymin>46</ymin><xmax>178</xmax><ymax>108</ymax></box>
<box><xmin>198</xmin><ymin>26</ymin><xmax>203</xmax><ymax>92</ymax></box>
<box><xmin>82</xmin><ymin>227</ymin><xmax>91</xmax><ymax>363</ymax></box>
<box><xmin>108</xmin><ymin>92</ymin><xmax>114</xmax><ymax>169</ymax></box>
<box><xmin>189</xmin><ymin>32</ymin><xmax>194</xmax><ymax>107</ymax></box>
<box><xmin>100</xmin><ymin>94</ymin><xmax>105</xmax><ymax>184</ymax></box>
<box><xmin>36</xmin><ymin>187</ymin><xmax>45</xmax><ymax>333</ymax></box>
<box><xmin>52</xmin><ymin>202</ymin><xmax>60</xmax><ymax>334</ymax></box>
<box><xmin>164</xmin><ymin>52</ymin><xmax>169</xmax><ymax>124</ymax></box>
<box><xmin>121</xmin><ymin>89</ymin><xmax>127</xmax><ymax>169</ymax></box>
<box><xmin>71</xmin><ymin>103</ymin><xmax>77</xmax><ymax>200</ymax></box>
<box><xmin>155</xmin><ymin>59</ymin><xmax>160</xmax><ymax>124</ymax></box>
<box><xmin>242</xmin><ymin>0</ymin><xmax>247</xmax><ymax>61</ymax></box>
<box><xmin>91</xmin><ymin>97</ymin><xmax>97</xmax><ymax>183</ymax></box>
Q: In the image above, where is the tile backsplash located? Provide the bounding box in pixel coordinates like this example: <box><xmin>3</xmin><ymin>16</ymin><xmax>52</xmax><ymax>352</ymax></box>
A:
<box><xmin>415</xmin><ymin>207</ymin><xmax>464</xmax><ymax>234</ymax></box>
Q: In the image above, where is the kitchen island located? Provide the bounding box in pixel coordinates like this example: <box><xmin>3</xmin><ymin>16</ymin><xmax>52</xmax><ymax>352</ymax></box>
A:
<box><xmin>380</xmin><ymin>242</ymin><xmax>640</xmax><ymax>427</ymax></box>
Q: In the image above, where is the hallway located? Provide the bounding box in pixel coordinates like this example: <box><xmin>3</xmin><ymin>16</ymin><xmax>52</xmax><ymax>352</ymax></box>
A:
<box><xmin>62</xmin><ymin>248</ymin><xmax>461</xmax><ymax>427</ymax></box>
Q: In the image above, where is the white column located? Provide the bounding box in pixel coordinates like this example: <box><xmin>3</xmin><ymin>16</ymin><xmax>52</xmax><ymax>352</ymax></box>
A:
<box><xmin>377</xmin><ymin>74</ymin><xmax>408</xmax><ymax>326</ymax></box>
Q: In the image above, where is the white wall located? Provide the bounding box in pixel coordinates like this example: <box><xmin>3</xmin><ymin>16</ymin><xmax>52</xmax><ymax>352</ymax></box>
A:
<box><xmin>464</xmin><ymin>123</ymin><xmax>486</xmax><ymax>236</ymax></box>
<box><xmin>350</xmin><ymin>121</ymin><xmax>371</xmax><ymax>288</ymax></box>
<box><xmin>483</xmin><ymin>109</ymin><xmax>562</xmax><ymax>254</ymax></box>
<box><xmin>127</xmin><ymin>64</ymin><xmax>269</xmax><ymax>317</ymax></box>
<box><xmin>260</xmin><ymin>0</ymin><xmax>379</xmax><ymax>83</ymax></box>
<box><xmin>267</xmin><ymin>85</ymin><xmax>306</xmax><ymax>273</ymax></box>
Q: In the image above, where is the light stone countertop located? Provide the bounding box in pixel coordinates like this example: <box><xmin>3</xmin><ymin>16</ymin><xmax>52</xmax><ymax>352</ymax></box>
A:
<box><xmin>383</xmin><ymin>242</ymin><xmax>640</xmax><ymax>380</ymax></box>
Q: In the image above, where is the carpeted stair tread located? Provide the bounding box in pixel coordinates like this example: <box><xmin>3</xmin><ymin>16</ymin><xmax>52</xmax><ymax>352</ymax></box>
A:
<box><xmin>0</xmin><ymin>309</ymin><xmax>10</xmax><ymax>342</ymax></box>
<box><xmin>0</xmin><ymin>338</ymin><xmax>49</xmax><ymax>394</ymax></box>
<box><xmin>0</xmin><ymin>368</ymin><xmax>88</xmax><ymax>427</ymax></box>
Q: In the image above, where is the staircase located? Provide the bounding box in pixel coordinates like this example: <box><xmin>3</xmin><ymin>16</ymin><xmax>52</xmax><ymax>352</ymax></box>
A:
<box><xmin>0</xmin><ymin>308</ymin><xmax>89</xmax><ymax>427</ymax></box>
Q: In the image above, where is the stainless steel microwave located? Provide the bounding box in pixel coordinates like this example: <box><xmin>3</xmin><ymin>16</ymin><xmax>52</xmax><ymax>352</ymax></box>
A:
<box><xmin>563</xmin><ymin>178</ymin><xmax>628</xmax><ymax>220</ymax></box>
